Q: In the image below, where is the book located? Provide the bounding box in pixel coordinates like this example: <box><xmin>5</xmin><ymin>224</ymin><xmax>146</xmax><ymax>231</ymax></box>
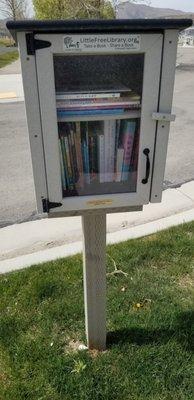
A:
<box><xmin>58</xmin><ymin>138</ymin><xmax>66</xmax><ymax>190</ymax></box>
<box><xmin>130</xmin><ymin>124</ymin><xmax>140</xmax><ymax>188</ymax></box>
<box><xmin>57</xmin><ymin>104</ymin><xmax>140</xmax><ymax>111</ymax></box>
<box><xmin>81</xmin><ymin>122</ymin><xmax>90</xmax><ymax>184</ymax></box>
<box><xmin>57</xmin><ymin>108</ymin><xmax>127</xmax><ymax>118</ymax></box>
<box><xmin>98</xmin><ymin>134</ymin><xmax>105</xmax><ymax>183</ymax></box>
<box><xmin>121</xmin><ymin>120</ymin><xmax>137</xmax><ymax>181</ymax></box>
<box><xmin>56</xmin><ymin>92</ymin><xmax>121</xmax><ymax>100</ymax></box>
<box><xmin>131</xmin><ymin>124</ymin><xmax>140</xmax><ymax>170</ymax></box>
<box><xmin>74</xmin><ymin>122</ymin><xmax>84</xmax><ymax>189</ymax></box>
<box><xmin>114</xmin><ymin>119</ymin><xmax>121</xmax><ymax>178</ymax></box>
<box><xmin>115</xmin><ymin>148</ymin><xmax>124</xmax><ymax>182</ymax></box>
<box><xmin>58</xmin><ymin>123</ymin><xmax>71</xmax><ymax>188</ymax></box>
<box><xmin>109</xmin><ymin>121</ymin><xmax>117</xmax><ymax>182</ymax></box>
<box><xmin>69</xmin><ymin>123</ymin><xmax>79</xmax><ymax>184</ymax></box>
<box><xmin>104</xmin><ymin>120</ymin><xmax>116</xmax><ymax>182</ymax></box>
<box><xmin>64</xmin><ymin>135</ymin><xmax>75</xmax><ymax>189</ymax></box>
<box><xmin>104</xmin><ymin>120</ymin><xmax>109</xmax><ymax>183</ymax></box>
<box><xmin>88</xmin><ymin>136</ymin><xmax>96</xmax><ymax>181</ymax></box>
<box><xmin>82</xmin><ymin>141</ymin><xmax>90</xmax><ymax>185</ymax></box>
<box><xmin>88</xmin><ymin>123</ymin><xmax>98</xmax><ymax>182</ymax></box>
<box><xmin>56</xmin><ymin>97</ymin><xmax>140</xmax><ymax>109</ymax></box>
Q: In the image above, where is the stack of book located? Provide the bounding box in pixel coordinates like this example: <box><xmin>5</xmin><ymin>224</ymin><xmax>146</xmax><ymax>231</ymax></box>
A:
<box><xmin>56</xmin><ymin>90</ymin><xmax>141</xmax><ymax>119</ymax></box>
<box><xmin>58</xmin><ymin>118</ymin><xmax>139</xmax><ymax>196</ymax></box>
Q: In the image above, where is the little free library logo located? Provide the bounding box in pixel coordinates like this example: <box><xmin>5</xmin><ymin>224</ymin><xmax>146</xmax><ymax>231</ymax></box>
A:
<box><xmin>63</xmin><ymin>35</ymin><xmax>141</xmax><ymax>52</ymax></box>
<box><xmin>64</xmin><ymin>37</ymin><xmax>80</xmax><ymax>49</ymax></box>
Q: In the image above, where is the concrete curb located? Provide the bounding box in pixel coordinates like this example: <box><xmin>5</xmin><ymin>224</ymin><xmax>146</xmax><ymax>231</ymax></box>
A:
<box><xmin>1</xmin><ymin>181</ymin><xmax>194</xmax><ymax>260</ymax></box>
<box><xmin>1</xmin><ymin>208</ymin><xmax>194</xmax><ymax>274</ymax></box>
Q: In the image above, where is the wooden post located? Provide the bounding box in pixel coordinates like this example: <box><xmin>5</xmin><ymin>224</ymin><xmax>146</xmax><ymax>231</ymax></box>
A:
<box><xmin>82</xmin><ymin>213</ymin><xmax>106</xmax><ymax>351</ymax></box>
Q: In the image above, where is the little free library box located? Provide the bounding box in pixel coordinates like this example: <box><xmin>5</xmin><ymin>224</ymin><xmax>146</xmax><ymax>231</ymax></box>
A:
<box><xmin>7</xmin><ymin>19</ymin><xmax>192</xmax><ymax>350</ymax></box>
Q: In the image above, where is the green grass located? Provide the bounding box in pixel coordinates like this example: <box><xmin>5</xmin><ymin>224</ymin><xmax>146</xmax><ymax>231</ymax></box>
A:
<box><xmin>0</xmin><ymin>51</ymin><xmax>18</xmax><ymax>69</ymax></box>
<box><xmin>0</xmin><ymin>222</ymin><xmax>194</xmax><ymax>400</ymax></box>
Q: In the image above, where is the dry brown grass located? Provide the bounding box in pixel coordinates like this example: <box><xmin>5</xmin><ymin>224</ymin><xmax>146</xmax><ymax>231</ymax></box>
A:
<box><xmin>0</xmin><ymin>37</ymin><xmax>14</xmax><ymax>47</ymax></box>
<box><xmin>178</xmin><ymin>274</ymin><xmax>194</xmax><ymax>289</ymax></box>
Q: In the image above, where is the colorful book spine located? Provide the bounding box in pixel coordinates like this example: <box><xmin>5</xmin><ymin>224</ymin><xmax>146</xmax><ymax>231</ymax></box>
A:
<box><xmin>131</xmin><ymin>125</ymin><xmax>140</xmax><ymax>170</ymax></box>
<box><xmin>58</xmin><ymin>138</ymin><xmax>66</xmax><ymax>190</ymax></box>
<box><xmin>104</xmin><ymin>120</ymin><xmax>110</xmax><ymax>183</ymax></box>
<box><xmin>67</xmin><ymin>131</ymin><xmax>76</xmax><ymax>185</ymax></box>
<box><xmin>57</xmin><ymin>109</ymin><xmax>126</xmax><ymax>118</ymax></box>
<box><xmin>57</xmin><ymin>102</ymin><xmax>140</xmax><ymax>110</ymax></box>
<box><xmin>131</xmin><ymin>125</ymin><xmax>140</xmax><ymax>187</ymax></box>
<box><xmin>82</xmin><ymin>140</ymin><xmax>90</xmax><ymax>184</ymax></box>
<box><xmin>74</xmin><ymin>122</ymin><xmax>84</xmax><ymax>189</ymax></box>
<box><xmin>104</xmin><ymin>120</ymin><xmax>116</xmax><ymax>182</ymax></box>
<box><xmin>69</xmin><ymin>123</ymin><xmax>79</xmax><ymax>183</ymax></box>
<box><xmin>89</xmin><ymin>135</ymin><xmax>97</xmax><ymax>181</ymax></box>
<box><xmin>56</xmin><ymin>92</ymin><xmax>121</xmax><ymax>100</ymax></box>
<box><xmin>98</xmin><ymin>134</ymin><xmax>105</xmax><ymax>183</ymax></box>
<box><xmin>64</xmin><ymin>136</ymin><xmax>74</xmax><ymax>189</ymax></box>
<box><xmin>114</xmin><ymin>120</ymin><xmax>121</xmax><ymax>180</ymax></box>
<box><xmin>81</xmin><ymin>122</ymin><xmax>90</xmax><ymax>185</ymax></box>
<box><xmin>60</xmin><ymin>135</ymin><xmax>70</xmax><ymax>188</ymax></box>
<box><xmin>57</xmin><ymin>95</ymin><xmax>139</xmax><ymax>104</ymax></box>
<box><xmin>58</xmin><ymin>124</ymin><xmax>71</xmax><ymax>189</ymax></box>
<box><xmin>109</xmin><ymin>120</ymin><xmax>116</xmax><ymax>182</ymax></box>
<box><xmin>115</xmin><ymin>148</ymin><xmax>124</xmax><ymax>182</ymax></box>
<box><xmin>122</xmin><ymin>120</ymin><xmax>137</xmax><ymax>181</ymax></box>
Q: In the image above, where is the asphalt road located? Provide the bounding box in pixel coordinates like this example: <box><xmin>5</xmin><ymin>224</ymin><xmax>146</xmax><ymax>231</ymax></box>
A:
<box><xmin>164</xmin><ymin>47</ymin><xmax>194</xmax><ymax>188</ymax></box>
<box><xmin>0</xmin><ymin>102</ymin><xmax>37</xmax><ymax>227</ymax></box>
<box><xmin>0</xmin><ymin>47</ymin><xmax>193</xmax><ymax>227</ymax></box>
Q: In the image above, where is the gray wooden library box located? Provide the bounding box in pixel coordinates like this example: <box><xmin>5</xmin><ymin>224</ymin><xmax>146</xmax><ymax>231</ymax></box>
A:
<box><xmin>7</xmin><ymin>19</ymin><xmax>192</xmax><ymax>217</ymax></box>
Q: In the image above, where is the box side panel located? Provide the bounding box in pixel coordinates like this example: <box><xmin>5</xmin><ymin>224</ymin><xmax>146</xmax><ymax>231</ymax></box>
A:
<box><xmin>17</xmin><ymin>32</ymin><xmax>48</xmax><ymax>214</ymax></box>
<box><xmin>150</xmin><ymin>29</ymin><xmax>179</xmax><ymax>203</ymax></box>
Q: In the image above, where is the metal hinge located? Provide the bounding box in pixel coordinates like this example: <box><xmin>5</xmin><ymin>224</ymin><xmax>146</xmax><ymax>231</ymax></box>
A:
<box><xmin>42</xmin><ymin>198</ymin><xmax>62</xmax><ymax>213</ymax></box>
<box><xmin>152</xmin><ymin>112</ymin><xmax>176</xmax><ymax>122</ymax></box>
<box><xmin>26</xmin><ymin>33</ymin><xmax>51</xmax><ymax>55</ymax></box>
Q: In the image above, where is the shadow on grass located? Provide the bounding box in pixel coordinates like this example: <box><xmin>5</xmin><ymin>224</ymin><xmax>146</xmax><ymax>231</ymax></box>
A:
<box><xmin>107</xmin><ymin>311</ymin><xmax>194</xmax><ymax>353</ymax></box>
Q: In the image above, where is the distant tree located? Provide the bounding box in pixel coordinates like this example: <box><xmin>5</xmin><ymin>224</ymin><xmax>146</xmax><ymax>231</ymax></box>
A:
<box><xmin>33</xmin><ymin>0</ymin><xmax>115</xmax><ymax>19</ymax></box>
<box><xmin>0</xmin><ymin>0</ymin><xmax>28</xmax><ymax>20</ymax></box>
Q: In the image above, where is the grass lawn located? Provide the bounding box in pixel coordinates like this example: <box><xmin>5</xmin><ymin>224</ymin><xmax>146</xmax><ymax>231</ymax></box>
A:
<box><xmin>0</xmin><ymin>222</ymin><xmax>194</xmax><ymax>400</ymax></box>
<box><xmin>0</xmin><ymin>51</ymin><xmax>18</xmax><ymax>69</ymax></box>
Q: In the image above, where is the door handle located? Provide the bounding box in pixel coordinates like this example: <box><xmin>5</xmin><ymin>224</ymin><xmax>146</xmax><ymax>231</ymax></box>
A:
<box><xmin>142</xmin><ymin>148</ymin><xmax>150</xmax><ymax>184</ymax></box>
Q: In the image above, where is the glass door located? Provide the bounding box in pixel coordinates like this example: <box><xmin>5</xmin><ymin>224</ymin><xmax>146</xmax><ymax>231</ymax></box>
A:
<box><xmin>35</xmin><ymin>33</ymin><xmax>163</xmax><ymax>213</ymax></box>
<box><xmin>55</xmin><ymin>53</ymin><xmax>142</xmax><ymax>197</ymax></box>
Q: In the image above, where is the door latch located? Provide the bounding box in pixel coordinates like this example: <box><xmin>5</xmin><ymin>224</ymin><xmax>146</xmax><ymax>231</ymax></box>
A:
<box><xmin>152</xmin><ymin>112</ymin><xmax>176</xmax><ymax>122</ymax></box>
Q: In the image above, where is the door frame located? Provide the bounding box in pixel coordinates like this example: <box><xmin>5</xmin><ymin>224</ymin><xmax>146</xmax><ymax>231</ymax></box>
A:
<box><xmin>35</xmin><ymin>32</ymin><xmax>163</xmax><ymax>214</ymax></box>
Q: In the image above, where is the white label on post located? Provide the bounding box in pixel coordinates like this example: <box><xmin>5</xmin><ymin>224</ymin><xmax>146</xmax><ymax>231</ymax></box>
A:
<box><xmin>63</xmin><ymin>34</ymin><xmax>141</xmax><ymax>53</ymax></box>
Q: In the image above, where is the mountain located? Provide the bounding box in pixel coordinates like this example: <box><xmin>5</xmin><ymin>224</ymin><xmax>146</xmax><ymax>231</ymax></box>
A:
<box><xmin>117</xmin><ymin>2</ymin><xmax>194</xmax><ymax>21</ymax></box>
<box><xmin>0</xmin><ymin>19</ymin><xmax>6</xmax><ymax>29</ymax></box>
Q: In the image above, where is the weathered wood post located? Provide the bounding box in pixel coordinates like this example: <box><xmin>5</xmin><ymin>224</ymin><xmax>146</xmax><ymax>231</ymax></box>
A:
<box><xmin>82</xmin><ymin>213</ymin><xmax>107</xmax><ymax>351</ymax></box>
